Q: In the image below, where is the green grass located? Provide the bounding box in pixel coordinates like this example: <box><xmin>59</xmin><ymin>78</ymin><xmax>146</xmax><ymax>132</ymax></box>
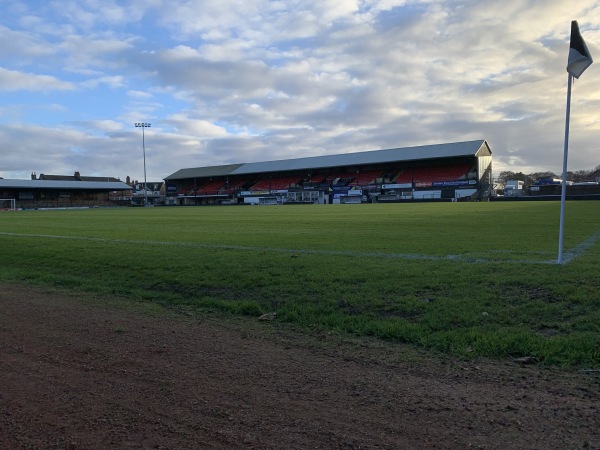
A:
<box><xmin>1</xmin><ymin>202</ymin><xmax>599</xmax><ymax>367</ymax></box>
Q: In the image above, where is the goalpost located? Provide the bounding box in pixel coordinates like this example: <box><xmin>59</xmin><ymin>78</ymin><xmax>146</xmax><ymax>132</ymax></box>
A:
<box><xmin>0</xmin><ymin>199</ymin><xmax>17</xmax><ymax>211</ymax></box>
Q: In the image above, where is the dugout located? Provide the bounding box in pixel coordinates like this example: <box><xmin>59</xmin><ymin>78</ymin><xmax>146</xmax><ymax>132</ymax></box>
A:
<box><xmin>164</xmin><ymin>140</ymin><xmax>492</xmax><ymax>204</ymax></box>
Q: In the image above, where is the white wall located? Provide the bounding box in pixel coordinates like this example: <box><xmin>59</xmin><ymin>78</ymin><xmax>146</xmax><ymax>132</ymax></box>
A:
<box><xmin>413</xmin><ymin>190</ymin><xmax>441</xmax><ymax>199</ymax></box>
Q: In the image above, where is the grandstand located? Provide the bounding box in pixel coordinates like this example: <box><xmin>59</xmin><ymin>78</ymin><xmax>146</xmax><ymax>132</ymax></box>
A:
<box><xmin>164</xmin><ymin>140</ymin><xmax>493</xmax><ymax>205</ymax></box>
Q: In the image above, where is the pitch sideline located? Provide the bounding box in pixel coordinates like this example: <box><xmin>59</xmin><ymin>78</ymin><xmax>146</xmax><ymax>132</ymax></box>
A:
<box><xmin>2</xmin><ymin>230</ymin><xmax>599</xmax><ymax>264</ymax></box>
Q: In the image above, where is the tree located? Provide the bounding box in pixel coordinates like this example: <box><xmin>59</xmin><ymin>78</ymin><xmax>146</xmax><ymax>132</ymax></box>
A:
<box><xmin>572</xmin><ymin>170</ymin><xmax>589</xmax><ymax>182</ymax></box>
<box><xmin>527</xmin><ymin>171</ymin><xmax>557</xmax><ymax>183</ymax></box>
<box><xmin>496</xmin><ymin>171</ymin><xmax>516</xmax><ymax>184</ymax></box>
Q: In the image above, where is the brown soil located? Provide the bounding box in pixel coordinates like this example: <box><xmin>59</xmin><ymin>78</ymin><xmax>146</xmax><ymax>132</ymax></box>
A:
<box><xmin>1</xmin><ymin>283</ymin><xmax>598</xmax><ymax>449</ymax></box>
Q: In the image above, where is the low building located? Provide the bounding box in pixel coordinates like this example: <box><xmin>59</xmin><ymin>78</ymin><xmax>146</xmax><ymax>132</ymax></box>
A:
<box><xmin>0</xmin><ymin>172</ymin><xmax>132</xmax><ymax>209</ymax></box>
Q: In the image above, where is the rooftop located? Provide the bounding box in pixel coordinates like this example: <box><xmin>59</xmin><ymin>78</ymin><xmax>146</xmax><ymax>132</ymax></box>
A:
<box><xmin>0</xmin><ymin>179</ymin><xmax>132</xmax><ymax>190</ymax></box>
<box><xmin>165</xmin><ymin>140</ymin><xmax>490</xmax><ymax>180</ymax></box>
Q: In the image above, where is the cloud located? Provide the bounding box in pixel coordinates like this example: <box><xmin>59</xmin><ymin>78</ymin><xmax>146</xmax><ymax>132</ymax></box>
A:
<box><xmin>1</xmin><ymin>0</ymin><xmax>600</xmax><ymax>182</ymax></box>
<box><xmin>46</xmin><ymin>0</ymin><xmax>145</xmax><ymax>31</ymax></box>
<box><xmin>128</xmin><ymin>90</ymin><xmax>154</xmax><ymax>99</ymax></box>
<box><xmin>80</xmin><ymin>75</ymin><xmax>125</xmax><ymax>89</ymax></box>
<box><xmin>0</xmin><ymin>25</ymin><xmax>56</xmax><ymax>60</ymax></box>
<box><xmin>0</xmin><ymin>67</ymin><xmax>75</xmax><ymax>92</ymax></box>
<box><xmin>163</xmin><ymin>114</ymin><xmax>228</xmax><ymax>137</ymax></box>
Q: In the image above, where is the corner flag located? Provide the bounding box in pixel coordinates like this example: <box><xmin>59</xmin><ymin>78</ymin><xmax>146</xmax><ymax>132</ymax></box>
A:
<box><xmin>567</xmin><ymin>20</ymin><xmax>593</xmax><ymax>79</ymax></box>
<box><xmin>558</xmin><ymin>21</ymin><xmax>593</xmax><ymax>264</ymax></box>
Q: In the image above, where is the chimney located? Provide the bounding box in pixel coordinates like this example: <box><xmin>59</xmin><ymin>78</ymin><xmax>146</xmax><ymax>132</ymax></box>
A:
<box><xmin>74</xmin><ymin>171</ymin><xmax>81</xmax><ymax>179</ymax></box>
<box><xmin>31</xmin><ymin>172</ymin><xmax>37</xmax><ymax>180</ymax></box>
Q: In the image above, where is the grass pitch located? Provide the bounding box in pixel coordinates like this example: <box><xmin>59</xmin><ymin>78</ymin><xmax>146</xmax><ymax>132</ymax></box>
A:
<box><xmin>1</xmin><ymin>201</ymin><xmax>599</xmax><ymax>367</ymax></box>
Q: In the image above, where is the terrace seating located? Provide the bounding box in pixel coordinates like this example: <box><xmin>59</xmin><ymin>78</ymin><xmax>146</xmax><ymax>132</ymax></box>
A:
<box><xmin>220</xmin><ymin>179</ymin><xmax>248</xmax><ymax>195</ymax></box>
<box><xmin>323</xmin><ymin>172</ymin><xmax>351</xmax><ymax>184</ymax></box>
<box><xmin>391</xmin><ymin>165</ymin><xmax>472</xmax><ymax>185</ymax></box>
<box><xmin>393</xmin><ymin>170</ymin><xmax>413</xmax><ymax>184</ymax></box>
<box><xmin>312</xmin><ymin>176</ymin><xmax>329</xmax><ymax>186</ymax></box>
<box><xmin>348</xmin><ymin>170</ymin><xmax>383</xmax><ymax>186</ymax></box>
<box><xmin>177</xmin><ymin>183</ymin><xmax>195</xmax><ymax>195</ymax></box>
<box><xmin>249</xmin><ymin>176</ymin><xmax>302</xmax><ymax>191</ymax></box>
<box><xmin>197</xmin><ymin>180</ymin><xmax>226</xmax><ymax>195</ymax></box>
<box><xmin>412</xmin><ymin>164</ymin><xmax>471</xmax><ymax>184</ymax></box>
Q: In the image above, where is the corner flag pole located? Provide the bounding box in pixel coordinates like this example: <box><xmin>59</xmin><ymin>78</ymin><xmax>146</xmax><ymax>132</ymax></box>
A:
<box><xmin>557</xmin><ymin>20</ymin><xmax>593</xmax><ymax>265</ymax></box>
<box><xmin>557</xmin><ymin>74</ymin><xmax>572</xmax><ymax>265</ymax></box>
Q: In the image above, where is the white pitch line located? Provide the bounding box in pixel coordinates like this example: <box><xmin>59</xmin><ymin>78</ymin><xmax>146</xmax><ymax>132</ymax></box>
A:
<box><xmin>560</xmin><ymin>229</ymin><xmax>600</xmax><ymax>264</ymax></box>
<box><xmin>0</xmin><ymin>231</ymin><xmax>597</xmax><ymax>265</ymax></box>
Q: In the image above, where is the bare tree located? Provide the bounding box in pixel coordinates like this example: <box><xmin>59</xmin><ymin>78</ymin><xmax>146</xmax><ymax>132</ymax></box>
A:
<box><xmin>527</xmin><ymin>171</ymin><xmax>557</xmax><ymax>183</ymax></box>
<box><xmin>496</xmin><ymin>171</ymin><xmax>516</xmax><ymax>184</ymax></box>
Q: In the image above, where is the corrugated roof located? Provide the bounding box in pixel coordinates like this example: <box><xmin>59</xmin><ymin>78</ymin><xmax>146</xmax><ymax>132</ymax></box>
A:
<box><xmin>35</xmin><ymin>173</ymin><xmax>121</xmax><ymax>182</ymax></box>
<box><xmin>165</xmin><ymin>164</ymin><xmax>244</xmax><ymax>180</ymax></box>
<box><xmin>80</xmin><ymin>176</ymin><xmax>121</xmax><ymax>182</ymax></box>
<box><xmin>0</xmin><ymin>179</ymin><xmax>132</xmax><ymax>190</ymax></box>
<box><xmin>164</xmin><ymin>140</ymin><xmax>489</xmax><ymax>180</ymax></box>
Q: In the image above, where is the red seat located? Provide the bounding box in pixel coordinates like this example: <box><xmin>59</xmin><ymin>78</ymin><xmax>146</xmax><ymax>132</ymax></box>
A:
<box><xmin>348</xmin><ymin>170</ymin><xmax>383</xmax><ymax>186</ymax></box>
<box><xmin>250</xmin><ymin>176</ymin><xmax>301</xmax><ymax>190</ymax></box>
<box><xmin>197</xmin><ymin>180</ymin><xmax>225</xmax><ymax>195</ymax></box>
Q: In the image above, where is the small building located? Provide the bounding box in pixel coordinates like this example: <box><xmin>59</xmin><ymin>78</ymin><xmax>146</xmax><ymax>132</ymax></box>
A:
<box><xmin>504</xmin><ymin>179</ymin><xmax>525</xmax><ymax>197</ymax></box>
<box><xmin>130</xmin><ymin>181</ymin><xmax>166</xmax><ymax>206</ymax></box>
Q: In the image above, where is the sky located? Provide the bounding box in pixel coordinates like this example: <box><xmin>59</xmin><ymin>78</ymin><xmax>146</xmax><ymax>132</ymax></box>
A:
<box><xmin>1</xmin><ymin>0</ymin><xmax>599</xmax><ymax>183</ymax></box>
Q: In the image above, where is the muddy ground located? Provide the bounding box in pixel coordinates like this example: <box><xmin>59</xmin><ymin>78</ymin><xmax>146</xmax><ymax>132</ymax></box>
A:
<box><xmin>0</xmin><ymin>283</ymin><xmax>598</xmax><ymax>449</ymax></box>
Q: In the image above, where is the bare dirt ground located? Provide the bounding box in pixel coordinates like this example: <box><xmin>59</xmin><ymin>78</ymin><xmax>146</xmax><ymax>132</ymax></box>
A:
<box><xmin>1</xmin><ymin>283</ymin><xmax>598</xmax><ymax>450</ymax></box>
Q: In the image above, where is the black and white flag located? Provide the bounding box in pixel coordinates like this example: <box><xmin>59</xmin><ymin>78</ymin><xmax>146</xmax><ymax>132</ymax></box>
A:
<box><xmin>567</xmin><ymin>20</ymin><xmax>593</xmax><ymax>79</ymax></box>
